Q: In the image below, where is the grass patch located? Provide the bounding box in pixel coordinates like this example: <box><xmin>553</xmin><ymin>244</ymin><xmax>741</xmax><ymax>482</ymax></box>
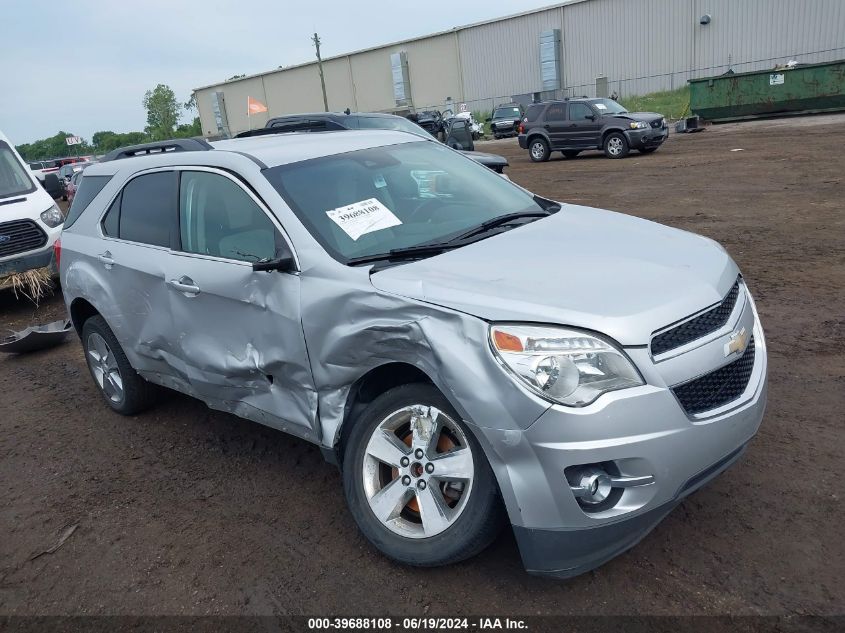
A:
<box><xmin>0</xmin><ymin>268</ymin><xmax>54</xmax><ymax>304</ymax></box>
<box><xmin>620</xmin><ymin>86</ymin><xmax>691</xmax><ymax>120</ymax></box>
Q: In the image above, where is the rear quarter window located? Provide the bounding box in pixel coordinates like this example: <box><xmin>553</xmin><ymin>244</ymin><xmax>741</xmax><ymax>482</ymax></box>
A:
<box><xmin>525</xmin><ymin>104</ymin><xmax>544</xmax><ymax>122</ymax></box>
<box><xmin>63</xmin><ymin>175</ymin><xmax>112</xmax><ymax>229</ymax></box>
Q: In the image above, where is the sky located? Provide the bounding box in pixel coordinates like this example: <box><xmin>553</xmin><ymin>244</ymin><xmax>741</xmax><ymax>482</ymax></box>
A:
<box><xmin>0</xmin><ymin>0</ymin><xmax>558</xmax><ymax>145</ymax></box>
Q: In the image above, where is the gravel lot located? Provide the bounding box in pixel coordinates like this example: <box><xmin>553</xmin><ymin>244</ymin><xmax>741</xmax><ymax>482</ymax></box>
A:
<box><xmin>1</xmin><ymin>115</ymin><xmax>843</xmax><ymax>617</ymax></box>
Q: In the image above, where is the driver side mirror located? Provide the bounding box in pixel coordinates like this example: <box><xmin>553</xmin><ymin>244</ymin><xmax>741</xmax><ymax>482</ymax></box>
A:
<box><xmin>252</xmin><ymin>241</ymin><xmax>296</xmax><ymax>273</ymax></box>
<box><xmin>253</xmin><ymin>254</ymin><xmax>295</xmax><ymax>273</ymax></box>
<box><xmin>586</xmin><ymin>114</ymin><xmax>596</xmax><ymax>121</ymax></box>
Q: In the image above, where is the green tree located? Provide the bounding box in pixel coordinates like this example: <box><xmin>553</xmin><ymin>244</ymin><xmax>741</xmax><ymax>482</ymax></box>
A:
<box><xmin>184</xmin><ymin>92</ymin><xmax>197</xmax><ymax>112</ymax></box>
<box><xmin>15</xmin><ymin>131</ymin><xmax>93</xmax><ymax>161</ymax></box>
<box><xmin>142</xmin><ymin>84</ymin><xmax>179</xmax><ymax>140</ymax></box>
<box><xmin>91</xmin><ymin>130</ymin><xmax>147</xmax><ymax>153</ymax></box>
<box><xmin>174</xmin><ymin>117</ymin><xmax>202</xmax><ymax>138</ymax></box>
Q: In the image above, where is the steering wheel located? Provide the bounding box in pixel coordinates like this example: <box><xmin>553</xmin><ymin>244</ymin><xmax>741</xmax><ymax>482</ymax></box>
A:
<box><xmin>405</xmin><ymin>198</ymin><xmax>450</xmax><ymax>222</ymax></box>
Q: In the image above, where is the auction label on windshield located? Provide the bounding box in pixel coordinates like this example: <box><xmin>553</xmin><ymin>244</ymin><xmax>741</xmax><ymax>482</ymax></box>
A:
<box><xmin>327</xmin><ymin>198</ymin><xmax>402</xmax><ymax>241</ymax></box>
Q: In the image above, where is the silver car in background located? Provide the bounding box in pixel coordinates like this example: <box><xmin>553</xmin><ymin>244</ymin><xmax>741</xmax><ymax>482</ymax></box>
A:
<box><xmin>59</xmin><ymin>131</ymin><xmax>767</xmax><ymax>578</ymax></box>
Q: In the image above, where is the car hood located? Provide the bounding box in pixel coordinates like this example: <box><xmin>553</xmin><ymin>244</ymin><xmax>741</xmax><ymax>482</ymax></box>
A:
<box><xmin>614</xmin><ymin>111</ymin><xmax>664</xmax><ymax>122</ymax></box>
<box><xmin>460</xmin><ymin>150</ymin><xmax>508</xmax><ymax>168</ymax></box>
<box><xmin>369</xmin><ymin>205</ymin><xmax>738</xmax><ymax>346</ymax></box>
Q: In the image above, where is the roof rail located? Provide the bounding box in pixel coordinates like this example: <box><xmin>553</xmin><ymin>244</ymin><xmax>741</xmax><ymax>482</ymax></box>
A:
<box><xmin>234</xmin><ymin>128</ymin><xmax>289</xmax><ymax>139</ymax></box>
<box><xmin>100</xmin><ymin>138</ymin><xmax>214</xmax><ymax>162</ymax></box>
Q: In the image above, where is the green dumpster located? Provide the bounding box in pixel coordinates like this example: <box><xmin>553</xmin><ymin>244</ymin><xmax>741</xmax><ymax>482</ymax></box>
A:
<box><xmin>689</xmin><ymin>59</ymin><xmax>845</xmax><ymax>122</ymax></box>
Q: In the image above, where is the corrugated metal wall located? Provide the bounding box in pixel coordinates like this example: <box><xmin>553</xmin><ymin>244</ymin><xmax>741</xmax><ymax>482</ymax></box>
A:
<box><xmin>196</xmin><ymin>0</ymin><xmax>845</xmax><ymax>134</ymax></box>
<box><xmin>457</xmin><ymin>6</ymin><xmax>564</xmax><ymax>110</ymax></box>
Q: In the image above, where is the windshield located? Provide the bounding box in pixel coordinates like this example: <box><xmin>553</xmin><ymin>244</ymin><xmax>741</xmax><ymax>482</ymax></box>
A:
<box><xmin>590</xmin><ymin>99</ymin><xmax>629</xmax><ymax>115</ymax></box>
<box><xmin>264</xmin><ymin>140</ymin><xmax>544</xmax><ymax>262</ymax></box>
<box><xmin>356</xmin><ymin>116</ymin><xmax>427</xmax><ymax>138</ymax></box>
<box><xmin>493</xmin><ymin>107</ymin><xmax>520</xmax><ymax>119</ymax></box>
<box><xmin>0</xmin><ymin>142</ymin><xmax>36</xmax><ymax>199</ymax></box>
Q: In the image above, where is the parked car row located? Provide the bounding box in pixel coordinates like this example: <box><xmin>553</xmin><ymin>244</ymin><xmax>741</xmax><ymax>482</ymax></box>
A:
<box><xmin>57</xmin><ymin>161</ymin><xmax>95</xmax><ymax>200</ymax></box>
<box><xmin>237</xmin><ymin>110</ymin><xmax>509</xmax><ymax>173</ymax></box>
<box><xmin>400</xmin><ymin>98</ymin><xmax>668</xmax><ymax>162</ymax></box>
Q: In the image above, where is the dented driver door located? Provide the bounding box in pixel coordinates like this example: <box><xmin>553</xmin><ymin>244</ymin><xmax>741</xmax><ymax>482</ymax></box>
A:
<box><xmin>163</xmin><ymin>168</ymin><xmax>319</xmax><ymax>440</ymax></box>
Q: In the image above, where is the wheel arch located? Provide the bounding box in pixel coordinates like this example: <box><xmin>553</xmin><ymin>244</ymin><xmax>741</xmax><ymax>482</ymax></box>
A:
<box><xmin>601</xmin><ymin>127</ymin><xmax>627</xmax><ymax>144</ymax></box>
<box><xmin>525</xmin><ymin>132</ymin><xmax>549</xmax><ymax>148</ymax></box>
<box><xmin>335</xmin><ymin>362</ymin><xmax>436</xmax><ymax>460</ymax></box>
<box><xmin>69</xmin><ymin>297</ymin><xmax>101</xmax><ymax>337</ymax></box>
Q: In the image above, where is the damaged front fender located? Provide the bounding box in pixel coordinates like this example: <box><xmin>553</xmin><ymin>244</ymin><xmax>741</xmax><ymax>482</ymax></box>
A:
<box><xmin>298</xmin><ymin>264</ymin><xmax>550</xmax><ymax>450</ymax></box>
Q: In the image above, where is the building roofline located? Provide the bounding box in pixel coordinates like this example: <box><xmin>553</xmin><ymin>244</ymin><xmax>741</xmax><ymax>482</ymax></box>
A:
<box><xmin>192</xmin><ymin>0</ymin><xmax>588</xmax><ymax>92</ymax></box>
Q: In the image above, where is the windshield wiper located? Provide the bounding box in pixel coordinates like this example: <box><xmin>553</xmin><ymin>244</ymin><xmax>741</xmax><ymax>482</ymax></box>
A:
<box><xmin>346</xmin><ymin>243</ymin><xmax>458</xmax><ymax>266</ymax></box>
<box><xmin>440</xmin><ymin>208</ymin><xmax>555</xmax><ymax>244</ymax></box>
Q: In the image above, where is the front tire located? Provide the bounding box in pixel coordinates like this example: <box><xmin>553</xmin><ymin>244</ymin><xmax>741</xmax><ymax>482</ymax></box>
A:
<box><xmin>603</xmin><ymin>132</ymin><xmax>629</xmax><ymax>159</ymax></box>
<box><xmin>82</xmin><ymin>315</ymin><xmax>156</xmax><ymax>415</ymax></box>
<box><xmin>528</xmin><ymin>137</ymin><xmax>550</xmax><ymax>162</ymax></box>
<box><xmin>342</xmin><ymin>383</ymin><xmax>504</xmax><ymax>567</ymax></box>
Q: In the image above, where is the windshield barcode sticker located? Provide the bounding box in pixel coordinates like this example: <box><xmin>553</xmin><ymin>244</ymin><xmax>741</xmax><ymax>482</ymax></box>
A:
<box><xmin>326</xmin><ymin>198</ymin><xmax>402</xmax><ymax>241</ymax></box>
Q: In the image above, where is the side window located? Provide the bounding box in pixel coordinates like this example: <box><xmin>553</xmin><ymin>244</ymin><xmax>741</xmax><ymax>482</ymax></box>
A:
<box><xmin>178</xmin><ymin>171</ymin><xmax>278</xmax><ymax>263</ymax></box>
<box><xmin>64</xmin><ymin>174</ymin><xmax>111</xmax><ymax>228</ymax></box>
<box><xmin>102</xmin><ymin>194</ymin><xmax>120</xmax><ymax>237</ymax></box>
<box><xmin>524</xmin><ymin>104</ymin><xmax>544</xmax><ymax>122</ymax></box>
<box><xmin>119</xmin><ymin>171</ymin><xmax>177</xmax><ymax>247</ymax></box>
<box><xmin>569</xmin><ymin>103</ymin><xmax>594</xmax><ymax>120</ymax></box>
<box><xmin>544</xmin><ymin>103</ymin><xmax>566</xmax><ymax>121</ymax></box>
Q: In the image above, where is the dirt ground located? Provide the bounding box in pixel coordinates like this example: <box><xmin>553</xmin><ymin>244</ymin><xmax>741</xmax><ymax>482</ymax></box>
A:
<box><xmin>1</xmin><ymin>115</ymin><xmax>843</xmax><ymax>617</ymax></box>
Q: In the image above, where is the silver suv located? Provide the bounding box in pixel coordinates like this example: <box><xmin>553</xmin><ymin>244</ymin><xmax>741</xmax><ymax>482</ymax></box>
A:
<box><xmin>60</xmin><ymin>132</ymin><xmax>767</xmax><ymax>579</ymax></box>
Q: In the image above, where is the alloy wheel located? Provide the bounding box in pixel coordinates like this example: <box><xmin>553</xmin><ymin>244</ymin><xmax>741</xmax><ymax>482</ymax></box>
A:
<box><xmin>607</xmin><ymin>137</ymin><xmax>624</xmax><ymax>156</ymax></box>
<box><xmin>362</xmin><ymin>405</ymin><xmax>474</xmax><ymax>539</ymax></box>
<box><xmin>86</xmin><ymin>332</ymin><xmax>124</xmax><ymax>404</ymax></box>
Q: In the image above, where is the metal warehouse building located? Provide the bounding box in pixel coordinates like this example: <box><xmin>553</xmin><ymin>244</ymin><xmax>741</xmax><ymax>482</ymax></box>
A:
<box><xmin>194</xmin><ymin>0</ymin><xmax>845</xmax><ymax>137</ymax></box>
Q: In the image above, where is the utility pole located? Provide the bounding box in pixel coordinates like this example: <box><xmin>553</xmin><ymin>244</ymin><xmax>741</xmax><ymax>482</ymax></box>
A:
<box><xmin>312</xmin><ymin>32</ymin><xmax>329</xmax><ymax>112</ymax></box>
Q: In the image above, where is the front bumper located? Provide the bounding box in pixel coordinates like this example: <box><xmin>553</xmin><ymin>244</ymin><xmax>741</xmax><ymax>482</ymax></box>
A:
<box><xmin>492</xmin><ymin>120</ymin><xmax>519</xmax><ymax>136</ymax></box>
<box><xmin>469</xmin><ymin>292</ymin><xmax>767</xmax><ymax>578</ymax></box>
<box><xmin>625</xmin><ymin>125</ymin><xmax>668</xmax><ymax>149</ymax></box>
<box><xmin>514</xmin><ymin>442</ymin><xmax>749</xmax><ymax>578</ymax></box>
<box><xmin>0</xmin><ymin>246</ymin><xmax>57</xmax><ymax>278</ymax></box>
<box><xmin>517</xmin><ymin>134</ymin><xmax>528</xmax><ymax>149</ymax></box>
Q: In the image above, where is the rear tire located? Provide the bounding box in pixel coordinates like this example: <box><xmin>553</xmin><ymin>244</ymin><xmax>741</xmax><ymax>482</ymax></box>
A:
<box><xmin>528</xmin><ymin>137</ymin><xmax>550</xmax><ymax>162</ymax></box>
<box><xmin>342</xmin><ymin>383</ymin><xmax>504</xmax><ymax>567</ymax></box>
<box><xmin>82</xmin><ymin>315</ymin><xmax>157</xmax><ymax>415</ymax></box>
<box><xmin>603</xmin><ymin>132</ymin><xmax>629</xmax><ymax>159</ymax></box>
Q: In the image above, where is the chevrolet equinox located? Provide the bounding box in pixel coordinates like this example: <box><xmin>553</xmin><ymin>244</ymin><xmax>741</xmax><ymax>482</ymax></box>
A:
<box><xmin>59</xmin><ymin>131</ymin><xmax>767</xmax><ymax>578</ymax></box>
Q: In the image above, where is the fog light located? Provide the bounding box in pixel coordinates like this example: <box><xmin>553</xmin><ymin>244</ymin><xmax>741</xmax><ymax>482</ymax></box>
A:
<box><xmin>570</xmin><ymin>466</ymin><xmax>612</xmax><ymax>505</ymax></box>
<box><xmin>566</xmin><ymin>463</ymin><xmax>656</xmax><ymax>513</ymax></box>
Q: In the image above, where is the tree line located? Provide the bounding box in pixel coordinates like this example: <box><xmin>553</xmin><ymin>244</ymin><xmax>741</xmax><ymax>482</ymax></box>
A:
<box><xmin>16</xmin><ymin>84</ymin><xmax>201</xmax><ymax>161</ymax></box>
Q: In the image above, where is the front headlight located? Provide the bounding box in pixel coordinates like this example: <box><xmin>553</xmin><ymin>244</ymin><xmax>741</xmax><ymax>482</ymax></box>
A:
<box><xmin>490</xmin><ymin>325</ymin><xmax>644</xmax><ymax>406</ymax></box>
<box><xmin>629</xmin><ymin>121</ymin><xmax>649</xmax><ymax>129</ymax></box>
<box><xmin>40</xmin><ymin>204</ymin><xmax>64</xmax><ymax>228</ymax></box>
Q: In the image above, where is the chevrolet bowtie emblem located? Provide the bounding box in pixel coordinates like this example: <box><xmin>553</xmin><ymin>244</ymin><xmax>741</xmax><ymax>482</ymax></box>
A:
<box><xmin>724</xmin><ymin>327</ymin><xmax>749</xmax><ymax>357</ymax></box>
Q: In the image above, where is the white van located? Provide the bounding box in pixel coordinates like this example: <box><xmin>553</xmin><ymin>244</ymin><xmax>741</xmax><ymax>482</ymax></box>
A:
<box><xmin>0</xmin><ymin>130</ymin><xmax>64</xmax><ymax>280</ymax></box>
